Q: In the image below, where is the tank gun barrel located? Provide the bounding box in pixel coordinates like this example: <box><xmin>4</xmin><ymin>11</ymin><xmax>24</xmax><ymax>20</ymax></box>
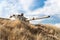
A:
<box><xmin>29</xmin><ymin>16</ymin><xmax>50</xmax><ymax>21</ymax></box>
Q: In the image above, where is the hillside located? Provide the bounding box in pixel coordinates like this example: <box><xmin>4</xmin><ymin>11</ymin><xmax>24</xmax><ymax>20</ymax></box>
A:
<box><xmin>0</xmin><ymin>18</ymin><xmax>60</xmax><ymax>40</ymax></box>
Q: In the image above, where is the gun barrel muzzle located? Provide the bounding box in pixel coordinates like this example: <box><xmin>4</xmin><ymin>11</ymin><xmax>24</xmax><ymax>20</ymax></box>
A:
<box><xmin>47</xmin><ymin>16</ymin><xmax>50</xmax><ymax>17</ymax></box>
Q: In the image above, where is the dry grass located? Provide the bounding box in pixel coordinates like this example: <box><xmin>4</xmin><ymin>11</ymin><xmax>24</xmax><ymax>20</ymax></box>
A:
<box><xmin>0</xmin><ymin>19</ymin><xmax>60</xmax><ymax>40</ymax></box>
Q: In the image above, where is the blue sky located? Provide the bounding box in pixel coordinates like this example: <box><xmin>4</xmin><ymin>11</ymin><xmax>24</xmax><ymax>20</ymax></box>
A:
<box><xmin>0</xmin><ymin>0</ymin><xmax>60</xmax><ymax>27</ymax></box>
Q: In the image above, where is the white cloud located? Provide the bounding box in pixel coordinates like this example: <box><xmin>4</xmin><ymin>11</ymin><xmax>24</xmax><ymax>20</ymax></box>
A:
<box><xmin>0</xmin><ymin>0</ymin><xmax>22</xmax><ymax>17</ymax></box>
<box><xmin>27</xmin><ymin>0</ymin><xmax>60</xmax><ymax>16</ymax></box>
<box><xmin>0</xmin><ymin>1</ymin><xmax>7</xmax><ymax>17</ymax></box>
<box><xmin>0</xmin><ymin>0</ymin><xmax>34</xmax><ymax>17</ymax></box>
<box><xmin>19</xmin><ymin>0</ymin><xmax>33</xmax><ymax>11</ymax></box>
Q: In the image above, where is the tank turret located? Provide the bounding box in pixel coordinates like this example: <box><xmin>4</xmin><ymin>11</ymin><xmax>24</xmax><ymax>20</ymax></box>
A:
<box><xmin>9</xmin><ymin>13</ymin><xmax>27</xmax><ymax>21</ymax></box>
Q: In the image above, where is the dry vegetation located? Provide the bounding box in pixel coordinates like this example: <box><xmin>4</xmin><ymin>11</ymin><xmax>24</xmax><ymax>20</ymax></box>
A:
<box><xmin>0</xmin><ymin>18</ymin><xmax>60</xmax><ymax>40</ymax></box>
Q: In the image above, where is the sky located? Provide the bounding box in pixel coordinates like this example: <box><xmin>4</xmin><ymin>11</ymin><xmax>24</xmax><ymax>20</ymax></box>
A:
<box><xmin>0</xmin><ymin>0</ymin><xmax>60</xmax><ymax>27</ymax></box>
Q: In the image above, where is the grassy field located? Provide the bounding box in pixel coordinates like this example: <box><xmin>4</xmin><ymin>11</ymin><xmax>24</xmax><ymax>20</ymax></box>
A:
<box><xmin>0</xmin><ymin>19</ymin><xmax>60</xmax><ymax>40</ymax></box>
